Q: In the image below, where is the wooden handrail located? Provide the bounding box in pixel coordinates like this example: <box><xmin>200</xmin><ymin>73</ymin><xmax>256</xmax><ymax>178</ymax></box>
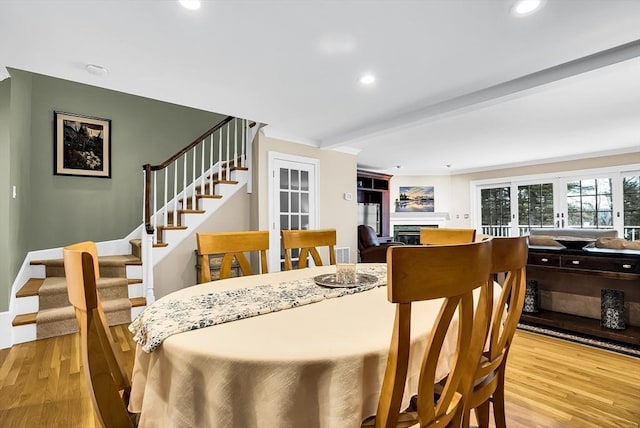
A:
<box><xmin>142</xmin><ymin>115</ymin><xmax>238</xmax><ymax>234</ymax></box>
<box><xmin>148</xmin><ymin>115</ymin><xmax>235</xmax><ymax>171</ymax></box>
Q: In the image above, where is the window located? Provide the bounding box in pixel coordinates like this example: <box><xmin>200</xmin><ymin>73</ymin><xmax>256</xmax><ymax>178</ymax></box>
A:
<box><xmin>518</xmin><ymin>183</ymin><xmax>554</xmax><ymax>233</ymax></box>
<box><xmin>481</xmin><ymin>187</ymin><xmax>511</xmax><ymax>236</ymax></box>
<box><xmin>473</xmin><ymin>163</ymin><xmax>640</xmax><ymax>240</ymax></box>
<box><xmin>623</xmin><ymin>175</ymin><xmax>640</xmax><ymax>240</ymax></box>
<box><xmin>566</xmin><ymin>178</ymin><xmax>613</xmax><ymax>228</ymax></box>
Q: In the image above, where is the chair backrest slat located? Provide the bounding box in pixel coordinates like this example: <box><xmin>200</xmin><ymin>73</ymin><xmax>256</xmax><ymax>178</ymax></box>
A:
<box><xmin>374</xmin><ymin>240</ymin><xmax>493</xmax><ymax>428</ymax></box>
<box><xmin>63</xmin><ymin>241</ymin><xmax>133</xmax><ymax>428</ymax></box>
<box><xmin>280</xmin><ymin>229</ymin><xmax>336</xmax><ymax>270</ymax></box>
<box><xmin>419</xmin><ymin>228</ymin><xmax>476</xmax><ymax>245</ymax></box>
<box><xmin>196</xmin><ymin>231</ymin><xmax>269</xmax><ymax>282</ymax></box>
<box><xmin>463</xmin><ymin>236</ymin><xmax>528</xmax><ymax>428</ymax></box>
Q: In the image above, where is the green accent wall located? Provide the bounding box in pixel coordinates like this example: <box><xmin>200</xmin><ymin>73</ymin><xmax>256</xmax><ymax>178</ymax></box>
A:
<box><xmin>6</xmin><ymin>70</ymin><xmax>33</xmax><ymax>313</ymax></box>
<box><xmin>1</xmin><ymin>69</ymin><xmax>226</xmax><ymax>312</ymax></box>
<box><xmin>0</xmin><ymin>78</ymin><xmax>11</xmax><ymax>311</ymax></box>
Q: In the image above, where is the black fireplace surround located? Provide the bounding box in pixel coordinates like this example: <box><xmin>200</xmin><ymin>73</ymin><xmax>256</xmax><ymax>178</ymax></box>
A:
<box><xmin>393</xmin><ymin>225</ymin><xmax>438</xmax><ymax>245</ymax></box>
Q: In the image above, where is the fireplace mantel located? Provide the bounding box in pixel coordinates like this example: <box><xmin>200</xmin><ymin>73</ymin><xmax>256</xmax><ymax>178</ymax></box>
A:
<box><xmin>390</xmin><ymin>212</ymin><xmax>450</xmax><ymax>229</ymax></box>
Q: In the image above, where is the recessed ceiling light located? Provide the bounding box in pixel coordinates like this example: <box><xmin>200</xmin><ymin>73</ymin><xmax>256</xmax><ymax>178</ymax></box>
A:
<box><xmin>179</xmin><ymin>0</ymin><xmax>201</xmax><ymax>10</ymax></box>
<box><xmin>85</xmin><ymin>64</ymin><xmax>108</xmax><ymax>76</ymax></box>
<box><xmin>511</xmin><ymin>0</ymin><xmax>544</xmax><ymax>16</ymax></box>
<box><xmin>360</xmin><ymin>73</ymin><xmax>376</xmax><ymax>85</ymax></box>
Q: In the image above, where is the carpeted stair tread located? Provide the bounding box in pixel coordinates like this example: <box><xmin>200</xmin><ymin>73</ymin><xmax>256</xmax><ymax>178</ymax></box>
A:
<box><xmin>38</xmin><ymin>276</ymin><xmax>129</xmax><ymax>310</ymax></box>
<box><xmin>37</xmin><ymin>298</ymin><xmax>132</xmax><ymax>322</ymax></box>
<box><xmin>31</xmin><ymin>254</ymin><xmax>141</xmax><ymax>267</ymax></box>
<box><xmin>38</xmin><ymin>276</ymin><xmax>129</xmax><ymax>293</ymax></box>
<box><xmin>31</xmin><ymin>255</ymin><xmax>141</xmax><ymax>277</ymax></box>
<box><xmin>36</xmin><ymin>298</ymin><xmax>132</xmax><ymax>339</ymax></box>
<box><xmin>129</xmin><ymin>239</ymin><xmax>142</xmax><ymax>259</ymax></box>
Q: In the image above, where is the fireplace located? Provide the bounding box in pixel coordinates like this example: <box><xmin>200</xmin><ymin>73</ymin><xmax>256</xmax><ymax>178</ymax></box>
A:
<box><xmin>394</xmin><ymin>225</ymin><xmax>438</xmax><ymax>245</ymax></box>
<box><xmin>390</xmin><ymin>212</ymin><xmax>450</xmax><ymax>245</ymax></box>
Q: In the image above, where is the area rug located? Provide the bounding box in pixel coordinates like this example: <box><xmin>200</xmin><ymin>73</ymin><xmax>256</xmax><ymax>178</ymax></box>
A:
<box><xmin>517</xmin><ymin>322</ymin><xmax>640</xmax><ymax>358</ymax></box>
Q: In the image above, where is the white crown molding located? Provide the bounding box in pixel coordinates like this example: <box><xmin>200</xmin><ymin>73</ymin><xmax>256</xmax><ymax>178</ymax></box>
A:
<box><xmin>0</xmin><ymin>66</ymin><xmax>10</xmax><ymax>82</ymax></box>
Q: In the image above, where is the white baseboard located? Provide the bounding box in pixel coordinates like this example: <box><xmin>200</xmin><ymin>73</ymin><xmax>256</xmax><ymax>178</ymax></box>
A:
<box><xmin>0</xmin><ymin>312</ymin><xmax>12</xmax><ymax>349</ymax></box>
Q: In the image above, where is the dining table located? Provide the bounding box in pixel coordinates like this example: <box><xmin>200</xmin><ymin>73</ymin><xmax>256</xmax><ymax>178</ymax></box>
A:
<box><xmin>128</xmin><ymin>263</ymin><xmax>500</xmax><ymax>428</ymax></box>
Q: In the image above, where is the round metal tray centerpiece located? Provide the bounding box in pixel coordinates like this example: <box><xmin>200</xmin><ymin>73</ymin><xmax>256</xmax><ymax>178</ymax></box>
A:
<box><xmin>313</xmin><ymin>273</ymin><xmax>378</xmax><ymax>288</ymax></box>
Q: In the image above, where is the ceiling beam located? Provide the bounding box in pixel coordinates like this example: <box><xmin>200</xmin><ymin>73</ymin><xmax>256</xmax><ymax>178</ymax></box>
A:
<box><xmin>319</xmin><ymin>38</ymin><xmax>640</xmax><ymax>149</ymax></box>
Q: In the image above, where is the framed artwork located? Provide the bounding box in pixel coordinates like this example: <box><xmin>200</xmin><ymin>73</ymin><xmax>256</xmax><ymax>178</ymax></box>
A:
<box><xmin>396</xmin><ymin>186</ymin><xmax>434</xmax><ymax>212</ymax></box>
<box><xmin>54</xmin><ymin>111</ymin><xmax>111</xmax><ymax>178</ymax></box>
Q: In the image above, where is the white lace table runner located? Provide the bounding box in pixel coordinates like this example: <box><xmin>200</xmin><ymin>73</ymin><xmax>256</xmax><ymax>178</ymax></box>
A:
<box><xmin>129</xmin><ymin>265</ymin><xmax>387</xmax><ymax>353</ymax></box>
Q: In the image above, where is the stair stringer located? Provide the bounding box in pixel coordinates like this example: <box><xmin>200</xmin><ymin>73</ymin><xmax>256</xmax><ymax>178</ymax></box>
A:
<box><xmin>152</xmin><ymin>180</ymin><xmax>252</xmax><ymax>299</ymax></box>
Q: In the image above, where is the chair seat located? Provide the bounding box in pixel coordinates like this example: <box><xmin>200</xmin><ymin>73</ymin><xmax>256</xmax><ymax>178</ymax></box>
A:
<box><xmin>362</xmin><ymin>411</ymin><xmax>419</xmax><ymax>428</ymax></box>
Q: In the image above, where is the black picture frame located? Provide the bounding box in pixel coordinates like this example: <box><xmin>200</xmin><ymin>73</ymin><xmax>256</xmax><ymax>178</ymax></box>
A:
<box><xmin>54</xmin><ymin>111</ymin><xmax>111</xmax><ymax>178</ymax></box>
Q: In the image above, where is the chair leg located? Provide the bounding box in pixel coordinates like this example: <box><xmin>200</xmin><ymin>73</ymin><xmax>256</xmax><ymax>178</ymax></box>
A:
<box><xmin>474</xmin><ymin>401</ymin><xmax>490</xmax><ymax>428</ymax></box>
<box><xmin>492</xmin><ymin>368</ymin><xmax>508</xmax><ymax>428</ymax></box>
<box><xmin>462</xmin><ymin>407</ymin><xmax>471</xmax><ymax>428</ymax></box>
<box><xmin>451</xmin><ymin>408</ymin><xmax>463</xmax><ymax>428</ymax></box>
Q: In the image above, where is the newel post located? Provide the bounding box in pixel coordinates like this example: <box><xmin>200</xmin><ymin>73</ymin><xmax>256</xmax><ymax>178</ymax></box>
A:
<box><xmin>142</xmin><ymin>165</ymin><xmax>156</xmax><ymax>304</ymax></box>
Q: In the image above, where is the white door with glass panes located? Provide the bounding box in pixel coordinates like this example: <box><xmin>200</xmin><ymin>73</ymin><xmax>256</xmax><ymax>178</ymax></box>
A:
<box><xmin>513</xmin><ymin>180</ymin><xmax>559</xmax><ymax>235</ymax></box>
<box><xmin>268</xmin><ymin>153</ymin><xmax>319</xmax><ymax>272</ymax></box>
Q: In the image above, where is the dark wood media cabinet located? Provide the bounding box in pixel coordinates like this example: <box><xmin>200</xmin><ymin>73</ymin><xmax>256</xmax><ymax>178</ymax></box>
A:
<box><xmin>524</xmin><ymin>246</ymin><xmax>640</xmax><ymax>346</ymax></box>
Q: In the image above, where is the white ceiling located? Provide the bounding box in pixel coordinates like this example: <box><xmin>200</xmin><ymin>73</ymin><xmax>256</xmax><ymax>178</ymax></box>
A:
<box><xmin>1</xmin><ymin>0</ymin><xmax>640</xmax><ymax>175</ymax></box>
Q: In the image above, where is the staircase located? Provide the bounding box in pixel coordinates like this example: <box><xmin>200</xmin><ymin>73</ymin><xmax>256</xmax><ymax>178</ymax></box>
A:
<box><xmin>12</xmin><ymin>241</ymin><xmax>146</xmax><ymax>340</ymax></box>
<box><xmin>8</xmin><ymin>115</ymin><xmax>258</xmax><ymax>344</ymax></box>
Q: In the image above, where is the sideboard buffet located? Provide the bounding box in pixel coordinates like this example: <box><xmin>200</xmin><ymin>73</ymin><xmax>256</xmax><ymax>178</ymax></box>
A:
<box><xmin>523</xmin><ymin>229</ymin><xmax>640</xmax><ymax>346</ymax></box>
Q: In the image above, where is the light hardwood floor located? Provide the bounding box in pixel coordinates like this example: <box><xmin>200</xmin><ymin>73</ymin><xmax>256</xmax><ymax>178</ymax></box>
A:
<box><xmin>0</xmin><ymin>328</ymin><xmax>638</xmax><ymax>427</ymax></box>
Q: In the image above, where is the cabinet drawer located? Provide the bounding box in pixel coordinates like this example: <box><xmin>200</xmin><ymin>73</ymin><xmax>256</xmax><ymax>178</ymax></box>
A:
<box><xmin>528</xmin><ymin>253</ymin><xmax>561</xmax><ymax>267</ymax></box>
<box><xmin>560</xmin><ymin>255</ymin><xmax>640</xmax><ymax>273</ymax></box>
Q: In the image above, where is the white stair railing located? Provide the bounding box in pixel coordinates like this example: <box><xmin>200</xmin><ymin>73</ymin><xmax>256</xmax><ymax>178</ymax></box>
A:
<box><xmin>141</xmin><ymin>116</ymin><xmax>252</xmax><ymax>302</ymax></box>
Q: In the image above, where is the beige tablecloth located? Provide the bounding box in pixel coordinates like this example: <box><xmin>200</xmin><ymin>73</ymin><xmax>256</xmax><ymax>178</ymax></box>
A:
<box><xmin>129</xmin><ymin>264</ymin><xmax>497</xmax><ymax>428</ymax></box>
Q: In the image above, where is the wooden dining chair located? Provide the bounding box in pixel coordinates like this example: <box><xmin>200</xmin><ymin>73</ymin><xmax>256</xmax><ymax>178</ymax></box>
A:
<box><xmin>419</xmin><ymin>227</ymin><xmax>477</xmax><ymax>245</ymax></box>
<box><xmin>280</xmin><ymin>228</ymin><xmax>336</xmax><ymax>270</ymax></box>
<box><xmin>196</xmin><ymin>230</ymin><xmax>269</xmax><ymax>282</ymax></box>
<box><xmin>463</xmin><ymin>236</ymin><xmax>528</xmax><ymax>428</ymax></box>
<box><xmin>63</xmin><ymin>241</ymin><xmax>135</xmax><ymax>428</ymax></box>
<box><xmin>363</xmin><ymin>239</ymin><xmax>493</xmax><ymax>428</ymax></box>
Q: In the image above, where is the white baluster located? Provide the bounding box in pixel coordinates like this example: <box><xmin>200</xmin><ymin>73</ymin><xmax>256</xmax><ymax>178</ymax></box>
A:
<box><xmin>183</xmin><ymin>155</ymin><xmax>187</xmax><ymax>209</ymax></box>
<box><xmin>209</xmin><ymin>134</ymin><xmax>214</xmax><ymax>196</ymax></box>
<box><xmin>241</xmin><ymin>119</ymin><xmax>246</xmax><ymax>168</ymax></box>
<box><xmin>218</xmin><ymin>131</ymin><xmax>222</xmax><ymax>185</ymax></box>
<box><xmin>192</xmin><ymin>148</ymin><xmax>197</xmax><ymax>210</ymax></box>
<box><xmin>173</xmin><ymin>162</ymin><xmax>178</xmax><ymax>225</ymax></box>
<box><xmin>163</xmin><ymin>168</ymin><xmax>168</xmax><ymax>227</ymax></box>
<box><xmin>226</xmin><ymin>124</ymin><xmax>230</xmax><ymax>181</ymax></box>
<box><xmin>201</xmin><ymin>139</ymin><xmax>205</xmax><ymax>201</ymax></box>
<box><xmin>234</xmin><ymin>119</ymin><xmax>238</xmax><ymax>170</ymax></box>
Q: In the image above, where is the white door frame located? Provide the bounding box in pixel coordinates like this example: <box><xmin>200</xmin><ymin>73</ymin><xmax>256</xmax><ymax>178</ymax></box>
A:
<box><xmin>268</xmin><ymin>151</ymin><xmax>320</xmax><ymax>271</ymax></box>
